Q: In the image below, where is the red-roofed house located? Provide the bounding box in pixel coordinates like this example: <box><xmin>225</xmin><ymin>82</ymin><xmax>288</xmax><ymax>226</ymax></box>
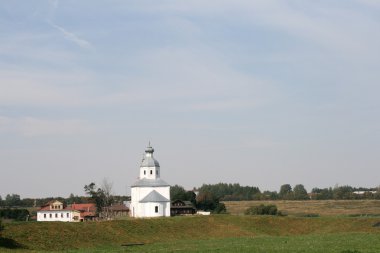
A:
<box><xmin>37</xmin><ymin>200</ymin><xmax>97</xmax><ymax>222</ymax></box>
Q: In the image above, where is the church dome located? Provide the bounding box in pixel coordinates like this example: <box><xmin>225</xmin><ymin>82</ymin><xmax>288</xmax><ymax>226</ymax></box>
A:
<box><xmin>141</xmin><ymin>156</ymin><xmax>160</xmax><ymax>167</ymax></box>
<box><xmin>140</xmin><ymin>143</ymin><xmax>160</xmax><ymax>167</ymax></box>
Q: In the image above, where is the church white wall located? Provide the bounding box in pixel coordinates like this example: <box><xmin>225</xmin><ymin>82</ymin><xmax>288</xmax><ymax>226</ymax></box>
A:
<box><xmin>130</xmin><ymin>186</ymin><xmax>170</xmax><ymax>218</ymax></box>
<box><xmin>131</xmin><ymin>202</ymin><xmax>170</xmax><ymax>218</ymax></box>
<box><xmin>140</xmin><ymin>166</ymin><xmax>160</xmax><ymax>179</ymax></box>
<box><xmin>131</xmin><ymin>186</ymin><xmax>170</xmax><ymax>203</ymax></box>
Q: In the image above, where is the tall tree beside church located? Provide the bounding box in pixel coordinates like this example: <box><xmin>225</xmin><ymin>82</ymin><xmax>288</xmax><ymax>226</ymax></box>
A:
<box><xmin>171</xmin><ymin>185</ymin><xmax>197</xmax><ymax>205</ymax></box>
<box><xmin>170</xmin><ymin>185</ymin><xmax>188</xmax><ymax>201</ymax></box>
<box><xmin>84</xmin><ymin>181</ymin><xmax>114</xmax><ymax>216</ymax></box>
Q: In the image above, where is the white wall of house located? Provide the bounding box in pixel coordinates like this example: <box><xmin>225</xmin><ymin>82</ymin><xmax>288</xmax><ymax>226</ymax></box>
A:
<box><xmin>37</xmin><ymin>210</ymin><xmax>80</xmax><ymax>222</ymax></box>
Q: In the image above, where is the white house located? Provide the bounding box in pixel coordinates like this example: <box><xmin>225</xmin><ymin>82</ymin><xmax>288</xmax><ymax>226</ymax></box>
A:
<box><xmin>130</xmin><ymin>144</ymin><xmax>171</xmax><ymax>218</ymax></box>
<box><xmin>37</xmin><ymin>200</ymin><xmax>97</xmax><ymax>222</ymax></box>
<box><xmin>36</xmin><ymin>200</ymin><xmax>81</xmax><ymax>222</ymax></box>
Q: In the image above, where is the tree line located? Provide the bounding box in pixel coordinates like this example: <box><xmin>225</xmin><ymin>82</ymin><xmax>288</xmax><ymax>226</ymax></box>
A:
<box><xmin>1</xmin><ymin>183</ymin><xmax>379</xmax><ymax>210</ymax></box>
<box><xmin>0</xmin><ymin>193</ymin><xmax>129</xmax><ymax>209</ymax></box>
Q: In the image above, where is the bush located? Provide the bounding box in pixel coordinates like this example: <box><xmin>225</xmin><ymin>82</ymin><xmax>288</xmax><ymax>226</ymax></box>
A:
<box><xmin>0</xmin><ymin>219</ymin><xmax>3</xmax><ymax>236</ymax></box>
<box><xmin>245</xmin><ymin>204</ymin><xmax>278</xmax><ymax>215</ymax></box>
<box><xmin>0</xmin><ymin>208</ymin><xmax>30</xmax><ymax>221</ymax></box>
<box><xmin>213</xmin><ymin>203</ymin><xmax>227</xmax><ymax>214</ymax></box>
<box><xmin>298</xmin><ymin>213</ymin><xmax>320</xmax><ymax>217</ymax></box>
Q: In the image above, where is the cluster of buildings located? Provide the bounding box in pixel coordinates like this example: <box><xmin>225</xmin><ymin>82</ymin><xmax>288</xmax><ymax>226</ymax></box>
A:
<box><xmin>37</xmin><ymin>144</ymin><xmax>197</xmax><ymax>222</ymax></box>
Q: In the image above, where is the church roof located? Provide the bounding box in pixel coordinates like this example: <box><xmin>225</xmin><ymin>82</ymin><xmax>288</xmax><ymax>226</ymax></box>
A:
<box><xmin>131</xmin><ymin>178</ymin><xmax>170</xmax><ymax>187</ymax></box>
<box><xmin>140</xmin><ymin>190</ymin><xmax>170</xmax><ymax>203</ymax></box>
<box><xmin>141</xmin><ymin>156</ymin><xmax>160</xmax><ymax>167</ymax></box>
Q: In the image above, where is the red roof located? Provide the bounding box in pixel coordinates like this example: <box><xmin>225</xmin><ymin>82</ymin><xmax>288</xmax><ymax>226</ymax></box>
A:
<box><xmin>38</xmin><ymin>201</ymin><xmax>96</xmax><ymax>214</ymax></box>
<box><xmin>71</xmin><ymin>203</ymin><xmax>96</xmax><ymax>212</ymax></box>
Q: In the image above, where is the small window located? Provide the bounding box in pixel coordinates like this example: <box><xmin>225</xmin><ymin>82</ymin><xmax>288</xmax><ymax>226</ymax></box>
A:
<box><xmin>150</xmin><ymin>170</ymin><xmax>152</xmax><ymax>175</ymax></box>
<box><xmin>144</xmin><ymin>170</ymin><xmax>146</xmax><ymax>175</ymax></box>
<box><xmin>44</xmin><ymin>213</ymin><xmax>46</xmax><ymax>218</ymax></box>
<box><xmin>156</xmin><ymin>170</ymin><xmax>159</xmax><ymax>176</ymax></box>
<box><xmin>155</xmin><ymin>206</ymin><xmax>158</xmax><ymax>213</ymax></box>
<box><xmin>49</xmin><ymin>213</ymin><xmax>52</xmax><ymax>218</ymax></box>
<box><xmin>55</xmin><ymin>213</ymin><xmax>58</xmax><ymax>218</ymax></box>
<box><xmin>61</xmin><ymin>213</ymin><xmax>63</xmax><ymax>218</ymax></box>
<box><xmin>67</xmin><ymin>213</ymin><xmax>69</xmax><ymax>218</ymax></box>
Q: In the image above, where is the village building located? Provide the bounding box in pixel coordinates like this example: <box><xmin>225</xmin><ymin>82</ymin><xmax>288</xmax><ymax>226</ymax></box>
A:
<box><xmin>130</xmin><ymin>144</ymin><xmax>171</xmax><ymax>217</ymax></box>
<box><xmin>170</xmin><ymin>200</ymin><xmax>197</xmax><ymax>216</ymax></box>
<box><xmin>36</xmin><ymin>200</ymin><xmax>96</xmax><ymax>222</ymax></box>
<box><xmin>102</xmin><ymin>204</ymin><xmax>130</xmax><ymax>218</ymax></box>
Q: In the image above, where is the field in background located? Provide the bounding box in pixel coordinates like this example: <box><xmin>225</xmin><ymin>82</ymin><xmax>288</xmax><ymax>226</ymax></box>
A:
<box><xmin>224</xmin><ymin>200</ymin><xmax>380</xmax><ymax>216</ymax></box>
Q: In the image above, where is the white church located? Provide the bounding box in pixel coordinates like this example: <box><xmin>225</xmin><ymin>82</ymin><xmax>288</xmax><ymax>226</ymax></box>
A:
<box><xmin>130</xmin><ymin>144</ymin><xmax>171</xmax><ymax>218</ymax></box>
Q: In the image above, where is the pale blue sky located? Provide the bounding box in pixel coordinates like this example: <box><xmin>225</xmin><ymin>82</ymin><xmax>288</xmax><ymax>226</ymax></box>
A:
<box><xmin>0</xmin><ymin>0</ymin><xmax>379</xmax><ymax>198</ymax></box>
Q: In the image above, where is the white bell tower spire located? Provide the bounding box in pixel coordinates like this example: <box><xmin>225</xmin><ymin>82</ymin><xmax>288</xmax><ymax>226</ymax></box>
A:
<box><xmin>139</xmin><ymin>143</ymin><xmax>160</xmax><ymax>179</ymax></box>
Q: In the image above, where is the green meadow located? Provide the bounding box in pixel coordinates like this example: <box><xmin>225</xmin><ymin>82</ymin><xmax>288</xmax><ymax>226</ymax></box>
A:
<box><xmin>1</xmin><ymin>214</ymin><xmax>380</xmax><ymax>252</ymax></box>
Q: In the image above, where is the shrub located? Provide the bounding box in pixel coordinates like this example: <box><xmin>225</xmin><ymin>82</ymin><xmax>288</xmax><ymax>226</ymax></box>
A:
<box><xmin>0</xmin><ymin>208</ymin><xmax>30</xmax><ymax>221</ymax></box>
<box><xmin>213</xmin><ymin>203</ymin><xmax>227</xmax><ymax>214</ymax></box>
<box><xmin>245</xmin><ymin>204</ymin><xmax>278</xmax><ymax>215</ymax></box>
<box><xmin>0</xmin><ymin>219</ymin><xmax>3</xmax><ymax>236</ymax></box>
<box><xmin>299</xmin><ymin>213</ymin><xmax>320</xmax><ymax>217</ymax></box>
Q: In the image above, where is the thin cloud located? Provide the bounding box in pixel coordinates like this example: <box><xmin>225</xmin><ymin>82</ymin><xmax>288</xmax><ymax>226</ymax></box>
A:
<box><xmin>48</xmin><ymin>21</ymin><xmax>92</xmax><ymax>49</ymax></box>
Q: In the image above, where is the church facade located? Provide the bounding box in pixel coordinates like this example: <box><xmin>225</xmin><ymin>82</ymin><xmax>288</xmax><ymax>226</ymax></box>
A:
<box><xmin>130</xmin><ymin>144</ymin><xmax>171</xmax><ymax>217</ymax></box>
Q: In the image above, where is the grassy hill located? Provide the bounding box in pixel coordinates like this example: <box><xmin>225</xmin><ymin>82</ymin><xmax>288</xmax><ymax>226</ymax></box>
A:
<box><xmin>1</xmin><ymin>215</ymin><xmax>380</xmax><ymax>252</ymax></box>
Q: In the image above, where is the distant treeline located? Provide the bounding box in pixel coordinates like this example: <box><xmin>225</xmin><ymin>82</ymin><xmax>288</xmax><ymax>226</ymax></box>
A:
<box><xmin>195</xmin><ymin>183</ymin><xmax>380</xmax><ymax>201</ymax></box>
<box><xmin>0</xmin><ymin>208</ymin><xmax>30</xmax><ymax>221</ymax></box>
<box><xmin>0</xmin><ymin>193</ymin><xmax>130</xmax><ymax>208</ymax></box>
<box><xmin>1</xmin><ymin>184</ymin><xmax>379</xmax><ymax>209</ymax></box>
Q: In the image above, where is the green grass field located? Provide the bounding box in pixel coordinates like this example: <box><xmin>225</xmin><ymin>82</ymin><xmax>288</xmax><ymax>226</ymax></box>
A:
<box><xmin>1</xmin><ymin>214</ymin><xmax>380</xmax><ymax>252</ymax></box>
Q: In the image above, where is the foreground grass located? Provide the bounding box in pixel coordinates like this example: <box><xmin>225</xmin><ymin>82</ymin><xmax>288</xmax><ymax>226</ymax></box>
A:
<box><xmin>2</xmin><ymin>233</ymin><xmax>380</xmax><ymax>253</ymax></box>
<box><xmin>1</xmin><ymin>215</ymin><xmax>380</xmax><ymax>252</ymax></box>
<box><xmin>224</xmin><ymin>200</ymin><xmax>380</xmax><ymax>216</ymax></box>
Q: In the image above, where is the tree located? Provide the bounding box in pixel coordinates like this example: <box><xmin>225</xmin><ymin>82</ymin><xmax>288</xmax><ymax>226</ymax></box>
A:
<box><xmin>4</xmin><ymin>194</ymin><xmax>21</xmax><ymax>207</ymax></box>
<box><xmin>84</xmin><ymin>180</ymin><xmax>114</xmax><ymax>218</ymax></box>
<box><xmin>185</xmin><ymin>191</ymin><xmax>197</xmax><ymax>205</ymax></box>
<box><xmin>170</xmin><ymin>185</ymin><xmax>188</xmax><ymax>201</ymax></box>
<box><xmin>262</xmin><ymin>191</ymin><xmax>279</xmax><ymax>200</ymax></box>
<box><xmin>196</xmin><ymin>191</ymin><xmax>218</xmax><ymax>211</ymax></box>
<box><xmin>333</xmin><ymin>185</ymin><xmax>354</xmax><ymax>200</ymax></box>
<box><xmin>84</xmin><ymin>182</ymin><xmax>106</xmax><ymax>214</ymax></box>
<box><xmin>293</xmin><ymin>184</ymin><xmax>309</xmax><ymax>200</ymax></box>
<box><xmin>170</xmin><ymin>185</ymin><xmax>197</xmax><ymax>205</ymax></box>
<box><xmin>279</xmin><ymin>184</ymin><xmax>293</xmax><ymax>200</ymax></box>
<box><xmin>67</xmin><ymin>193</ymin><xmax>84</xmax><ymax>205</ymax></box>
<box><xmin>101</xmin><ymin>179</ymin><xmax>115</xmax><ymax>219</ymax></box>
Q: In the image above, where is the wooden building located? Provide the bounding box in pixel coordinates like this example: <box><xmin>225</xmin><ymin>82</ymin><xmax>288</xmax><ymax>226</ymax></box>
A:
<box><xmin>170</xmin><ymin>200</ymin><xmax>196</xmax><ymax>216</ymax></box>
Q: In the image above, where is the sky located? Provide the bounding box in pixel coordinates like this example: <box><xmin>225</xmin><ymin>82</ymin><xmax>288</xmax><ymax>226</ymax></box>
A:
<box><xmin>0</xmin><ymin>0</ymin><xmax>379</xmax><ymax>198</ymax></box>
